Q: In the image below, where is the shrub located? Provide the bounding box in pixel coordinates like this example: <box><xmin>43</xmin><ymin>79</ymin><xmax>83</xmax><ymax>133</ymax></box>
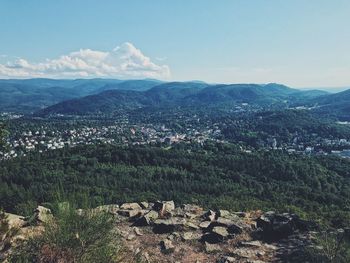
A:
<box><xmin>9</xmin><ymin>202</ymin><xmax>122</xmax><ymax>263</ymax></box>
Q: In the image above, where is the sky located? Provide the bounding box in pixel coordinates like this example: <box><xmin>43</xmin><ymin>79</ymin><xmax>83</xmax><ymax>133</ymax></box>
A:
<box><xmin>0</xmin><ymin>0</ymin><xmax>349</xmax><ymax>88</ymax></box>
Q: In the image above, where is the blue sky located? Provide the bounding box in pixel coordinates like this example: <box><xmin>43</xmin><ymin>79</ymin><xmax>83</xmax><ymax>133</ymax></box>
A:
<box><xmin>0</xmin><ymin>0</ymin><xmax>349</xmax><ymax>88</ymax></box>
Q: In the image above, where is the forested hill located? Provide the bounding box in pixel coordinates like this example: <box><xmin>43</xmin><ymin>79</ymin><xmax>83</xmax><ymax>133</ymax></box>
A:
<box><xmin>35</xmin><ymin>83</ymin><xmax>326</xmax><ymax>116</ymax></box>
<box><xmin>311</xmin><ymin>89</ymin><xmax>350</xmax><ymax>121</ymax></box>
<box><xmin>0</xmin><ymin>78</ymin><xmax>162</xmax><ymax>113</ymax></box>
<box><xmin>1</xmin><ymin>142</ymin><xmax>350</xmax><ymax>227</ymax></box>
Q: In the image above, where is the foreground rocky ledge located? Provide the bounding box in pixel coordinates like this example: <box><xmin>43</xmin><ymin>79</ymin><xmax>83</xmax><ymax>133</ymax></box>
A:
<box><xmin>2</xmin><ymin>201</ymin><xmax>318</xmax><ymax>262</ymax></box>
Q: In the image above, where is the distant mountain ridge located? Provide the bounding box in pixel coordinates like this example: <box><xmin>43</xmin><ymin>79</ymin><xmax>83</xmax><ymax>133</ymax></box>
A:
<box><xmin>0</xmin><ymin>79</ymin><xmax>162</xmax><ymax>113</ymax></box>
<box><xmin>35</xmin><ymin>82</ymin><xmax>328</xmax><ymax>116</ymax></box>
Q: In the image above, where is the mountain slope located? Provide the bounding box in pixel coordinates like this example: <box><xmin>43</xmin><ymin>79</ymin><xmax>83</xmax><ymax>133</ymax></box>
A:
<box><xmin>36</xmin><ymin>83</ymin><xmax>323</xmax><ymax>116</ymax></box>
<box><xmin>310</xmin><ymin>89</ymin><xmax>350</xmax><ymax>120</ymax></box>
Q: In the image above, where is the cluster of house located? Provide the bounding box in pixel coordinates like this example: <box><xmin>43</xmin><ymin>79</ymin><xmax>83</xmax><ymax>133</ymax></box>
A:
<box><xmin>0</xmin><ymin>124</ymin><xmax>223</xmax><ymax>159</ymax></box>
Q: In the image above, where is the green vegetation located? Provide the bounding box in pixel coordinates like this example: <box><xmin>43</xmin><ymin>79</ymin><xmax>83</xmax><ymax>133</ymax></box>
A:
<box><xmin>9</xmin><ymin>202</ymin><xmax>122</xmax><ymax>263</ymax></box>
<box><xmin>297</xmin><ymin>231</ymin><xmax>350</xmax><ymax>263</ymax></box>
<box><xmin>1</xmin><ymin>142</ymin><xmax>350</xmax><ymax>227</ymax></box>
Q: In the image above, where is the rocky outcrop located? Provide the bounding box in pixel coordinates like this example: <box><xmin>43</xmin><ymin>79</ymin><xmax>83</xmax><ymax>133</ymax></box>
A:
<box><xmin>1</xmin><ymin>201</ymin><xmax>317</xmax><ymax>263</ymax></box>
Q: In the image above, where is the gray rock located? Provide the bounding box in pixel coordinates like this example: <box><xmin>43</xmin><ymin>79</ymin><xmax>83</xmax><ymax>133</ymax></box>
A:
<box><xmin>218</xmin><ymin>210</ymin><xmax>230</xmax><ymax>217</ymax></box>
<box><xmin>117</xmin><ymin>209</ymin><xmax>142</xmax><ymax>218</ymax></box>
<box><xmin>153</xmin><ymin>200</ymin><xmax>175</xmax><ymax>215</ymax></box>
<box><xmin>186</xmin><ymin>221</ymin><xmax>200</xmax><ymax>230</ymax></box>
<box><xmin>205</xmin><ymin>242</ymin><xmax>221</xmax><ymax>253</ymax></box>
<box><xmin>153</xmin><ymin>218</ymin><xmax>187</xmax><ymax>234</ymax></box>
<box><xmin>202</xmin><ymin>210</ymin><xmax>216</xmax><ymax>221</ymax></box>
<box><xmin>120</xmin><ymin>202</ymin><xmax>142</xmax><ymax>210</ymax></box>
<box><xmin>212</xmin><ymin>226</ymin><xmax>229</xmax><ymax>238</ymax></box>
<box><xmin>134</xmin><ymin>210</ymin><xmax>159</xmax><ymax>226</ymax></box>
<box><xmin>199</xmin><ymin>221</ymin><xmax>211</xmax><ymax>229</ymax></box>
<box><xmin>182</xmin><ymin>231</ymin><xmax>201</xmax><ymax>241</ymax></box>
<box><xmin>139</xmin><ymin>202</ymin><xmax>149</xmax><ymax>209</ymax></box>
<box><xmin>217</xmin><ymin>256</ymin><xmax>236</xmax><ymax>263</ymax></box>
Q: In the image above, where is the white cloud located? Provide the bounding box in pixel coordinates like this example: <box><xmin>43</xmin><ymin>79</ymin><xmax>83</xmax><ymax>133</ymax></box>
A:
<box><xmin>0</xmin><ymin>42</ymin><xmax>171</xmax><ymax>79</ymax></box>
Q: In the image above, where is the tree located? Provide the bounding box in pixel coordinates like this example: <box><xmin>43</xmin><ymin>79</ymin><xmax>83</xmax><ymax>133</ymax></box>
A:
<box><xmin>0</xmin><ymin>122</ymin><xmax>8</xmax><ymax>151</ymax></box>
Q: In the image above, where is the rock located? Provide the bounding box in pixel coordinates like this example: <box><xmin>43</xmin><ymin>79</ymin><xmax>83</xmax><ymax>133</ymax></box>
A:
<box><xmin>233</xmin><ymin>212</ymin><xmax>247</xmax><ymax>218</ymax></box>
<box><xmin>181</xmin><ymin>231</ymin><xmax>201</xmax><ymax>241</ymax></box>
<box><xmin>139</xmin><ymin>202</ymin><xmax>149</xmax><ymax>209</ymax></box>
<box><xmin>182</xmin><ymin>204</ymin><xmax>203</xmax><ymax>215</ymax></box>
<box><xmin>120</xmin><ymin>202</ymin><xmax>142</xmax><ymax>210</ymax></box>
<box><xmin>117</xmin><ymin>209</ymin><xmax>142</xmax><ymax>218</ymax></box>
<box><xmin>199</xmin><ymin>221</ymin><xmax>211</xmax><ymax>229</ymax></box>
<box><xmin>218</xmin><ymin>210</ymin><xmax>230</xmax><ymax>217</ymax></box>
<box><xmin>217</xmin><ymin>256</ymin><xmax>236</xmax><ymax>263</ymax></box>
<box><xmin>256</xmin><ymin>212</ymin><xmax>308</xmax><ymax>240</ymax></box>
<box><xmin>202</xmin><ymin>226</ymin><xmax>229</xmax><ymax>244</ymax></box>
<box><xmin>204</xmin><ymin>242</ymin><xmax>221</xmax><ymax>253</ymax></box>
<box><xmin>153</xmin><ymin>218</ymin><xmax>186</xmax><ymax>234</ymax></box>
<box><xmin>202</xmin><ymin>210</ymin><xmax>216</xmax><ymax>221</ymax></box>
<box><xmin>212</xmin><ymin>226</ymin><xmax>229</xmax><ymax>238</ymax></box>
<box><xmin>186</xmin><ymin>221</ymin><xmax>199</xmax><ymax>230</ymax></box>
<box><xmin>133</xmin><ymin>210</ymin><xmax>159</xmax><ymax>226</ymax></box>
<box><xmin>211</xmin><ymin>217</ymin><xmax>244</xmax><ymax>234</ymax></box>
<box><xmin>5</xmin><ymin>213</ymin><xmax>26</xmax><ymax>228</ymax></box>
<box><xmin>153</xmin><ymin>201</ymin><xmax>175</xmax><ymax>216</ymax></box>
<box><xmin>160</xmin><ymin>239</ymin><xmax>175</xmax><ymax>252</ymax></box>
<box><xmin>133</xmin><ymin>227</ymin><xmax>143</xmax><ymax>236</ymax></box>
<box><xmin>34</xmin><ymin>206</ymin><xmax>53</xmax><ymax>223</ymax></box>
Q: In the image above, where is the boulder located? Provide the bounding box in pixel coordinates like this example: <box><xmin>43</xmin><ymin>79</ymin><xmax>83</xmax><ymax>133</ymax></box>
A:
<box><xmin>34</xmin><ymin>206</ymin><xmax>53</xmax><ymax>223</ymax></box>
<box><xmin>133</xmin><ymin>210</ymin><xmax>159</xmax><ymax>226</ymax></box>
<box><xmin>217</xmin><ymin>210</ymin><xmax>230</xmax><ymax>217</ymax></box>
<box><xmin>153</xmin><ymin>218</ymin><xmax>187</xmax><ymax>234</ymax></box>
<box><xmin>201</xmin><ymin>226</ymin><xmax>228</xmax><ymax>244</ymax></box>
<box><xmin>153</xmin><ymin>201</ymin><xmax>175</xmax><ymax>216</ymax></box>
<box><xmin>210</xmin><ymin>217</ymin><xmax>244</xmax><ymax>234</ymax></box>
<box><xmin>120</xmin><ymin>202</ymin><xmax>142</xmax><ymax>210</ymax></box>
<box><xmin>212</xmin><ymin>226</ymin><xmax>229</xmax><ymax>238</ymax></box>
<box><xmin>117</xmin><ymin>209</ymin><xmax>142</xmax><ymax>218</ymax></box>
<box><xmin>199</xmin><ymin>221</ymin><xmax>211</xmax><ymax>230</ymax></box>
<box><xmin>202</xmin><ymin>210</ymin><xmax>217</xmax><ymax>221</ymax></box>
<box><xmin>256</xmin><ymin>212</ymin><xmax>305</xmax><ymax>240</ymax></box>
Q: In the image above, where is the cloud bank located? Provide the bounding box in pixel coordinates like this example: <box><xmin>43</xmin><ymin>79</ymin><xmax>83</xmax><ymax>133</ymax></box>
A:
<box><xmin>0</xmin><ymin>42</ymin><xmax>170</xmax><ymax>79</ymax></box>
